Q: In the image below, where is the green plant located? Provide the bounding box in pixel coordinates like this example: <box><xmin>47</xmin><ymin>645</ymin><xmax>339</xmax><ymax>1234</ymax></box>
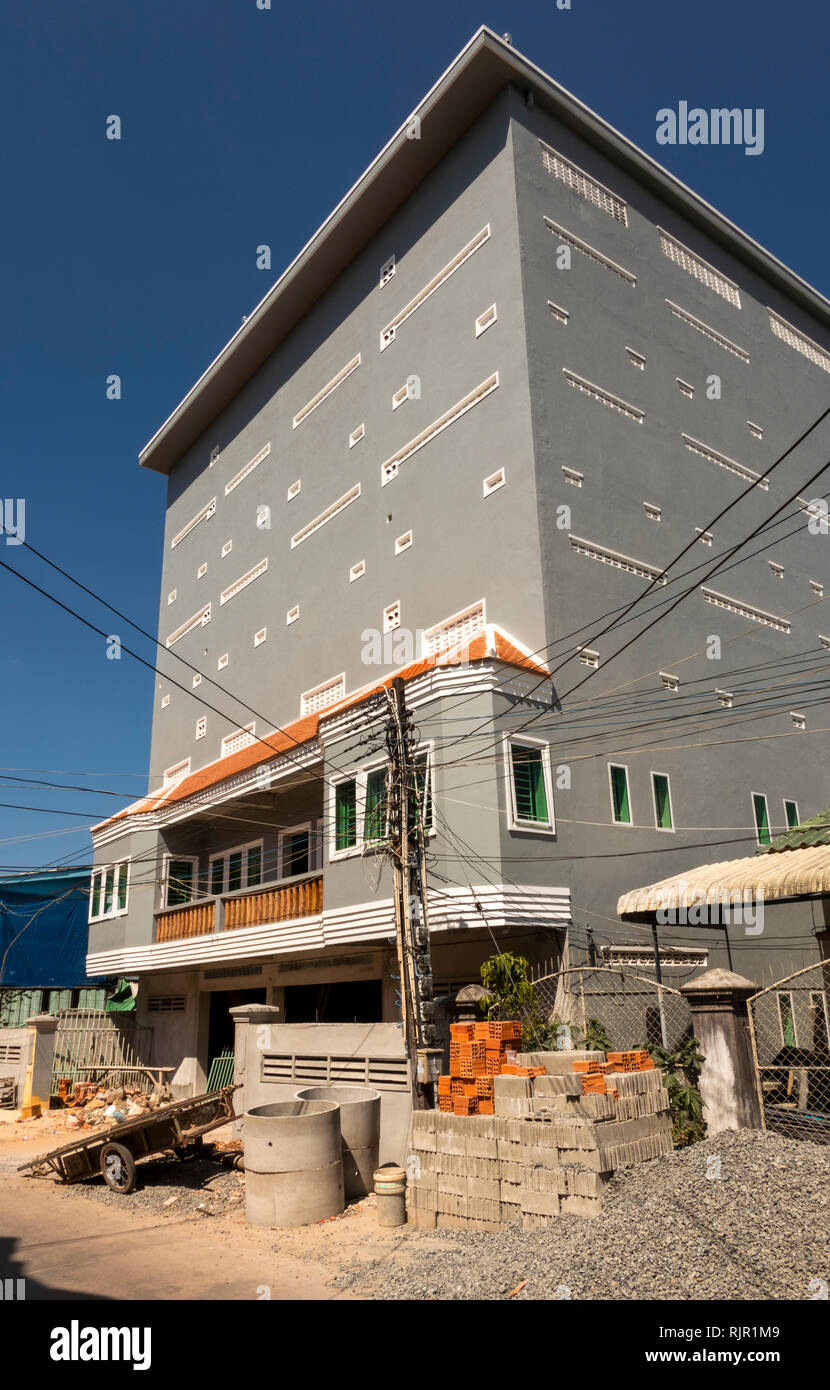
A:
<box><xmin>575</xmin><ymin>1018</ymin><xmax>612</xmax><ymax>1054</ymax></box>
<box><xmin>478</xmin><ymin>952</ymin><xmax>558</xmax><ymax>1050</ymax></box>
<box><xmin>649</xmin><ymin>1035</ymin><xmax>706</xmax><ymax>1146</ymax></box>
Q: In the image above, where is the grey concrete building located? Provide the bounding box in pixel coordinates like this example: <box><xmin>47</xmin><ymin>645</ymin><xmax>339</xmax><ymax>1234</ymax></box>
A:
<box><xmin>87</xmin><ymin>29</ymin><xmax>830</xmax><ymax>1091</ymax></box>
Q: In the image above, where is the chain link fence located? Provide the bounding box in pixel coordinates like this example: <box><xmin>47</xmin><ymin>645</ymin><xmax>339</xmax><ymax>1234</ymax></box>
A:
<box><xmin>747</xmin><ymin>961</ymin><xmax>830</xmax><ymax>1144</ymax></box>
<box><xmin>526</xmin><ymin>964</ymin><xmax>693</xmax><ymax>1053</ymax></box>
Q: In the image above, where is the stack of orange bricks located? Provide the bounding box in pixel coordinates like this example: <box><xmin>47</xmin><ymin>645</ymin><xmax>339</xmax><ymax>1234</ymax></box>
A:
<box><xmin>438</xmin><ymin>1020</ymin><xmax>545</xmax><ymax>1116</ymax></box>
<box><xmin>574</xmin><ymin>1049</ymin><xmax>655</xmax><ymax>1100</ymax></box>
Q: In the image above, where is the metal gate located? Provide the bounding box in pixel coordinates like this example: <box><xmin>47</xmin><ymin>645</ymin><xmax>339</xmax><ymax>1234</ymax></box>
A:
<box><xmin>50</xmin><ymin>1008</ymin><xmax>154</xmax><ymax>1096</ymax></box>
<box><xmin>747</xmin><ymin>961</ymin><xmax>830</xmax><ymax>1143</ymax></box>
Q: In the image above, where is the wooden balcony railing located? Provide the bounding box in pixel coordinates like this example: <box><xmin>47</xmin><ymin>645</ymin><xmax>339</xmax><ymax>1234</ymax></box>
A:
<box><xmin>223</xmin><ymin>875</ymin><xmax>323</xmax><ymax>931</ymax></box>
<box><xmin>154</xmin><ymin>874</ymin><xmax>323</xmax><ymax>942</ymax></box>
<box><xmin>155</xmin><ymin>901</ymin><xmax>215</xmax><ymax>943</ymax></box>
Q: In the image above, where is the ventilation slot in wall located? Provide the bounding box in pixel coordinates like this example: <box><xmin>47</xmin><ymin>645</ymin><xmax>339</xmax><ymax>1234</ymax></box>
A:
<box><xmin>220</xmin><ymin>558</ymin><xmax>268</xmax><ymax>605</ymax></box>
<box><xmin>301</xmin><ymin>674</ymin><xmax>346</xmax><ymax>716</ymax></box>
<box><xmin>380</xmin><ymin>225</ymin><xmax>491</xmax><ymax>349</ymax></box>
<box><xmin>292</xmin><ymin>355</ymin><xmax>361</xmax><ymax>428</ymax></box>
<box><xmin>768</xmin><ymin>310</ymin><xmax>830</xmax><ymax>374</ymax></box>
<box><xmin>539</xmin><ymin>141</ymin><xmax>628</xmax><ymax>224</ymax></box>
<box><xmin>291</xmin><ymin>485</ymin><xmax>361</xmax><ymax>548</ymax></box>
<box><xmin>225</xmin><ymin>442</ymin><xmax>271</xmax><ymax>495</ymax></box>
<box><xmin>221</xmin><ymin>724</ymin><xmax>256</xmax><ymax>756</ymax></box>
<box><xmin>475</xmin><ymin>304</ymin><xmax>497</xmax><ymax>337</ymax></box>
<box><xmin>544</xmin><ymin>217</ymin><xmax>636</xmax><ymax>285</ymax></box>
<box><xmin>564</xmin><ymin>369</ymin><xmax>644</xmax><ymax>422</ymax></box>
<box><xmin>569</xmin><ymin>535</ymin><xmax>667</xmax><ymax>585</ymax></box>
<box><xmin>701</xmin><ymin>588</ymin><xmax>791</xmax><ymax>633</ymax></box>
<box><xmin>665</xmin><ymin>299</ymin><xmax>749</xmax><ymax>361</ymax></box>
<box><xmin>682</xmin><ymin>434</ymin><xmax>768</xmax><ymax>489</ymax></box>
<box><xmin>171</xmin><ymin>498</ymin><xmax>216</xmax><ymax>549</ymax></box>
<box><xmin>381</xmin><ymin>375</ymin><xmax>499</xmax><ymax>485</ymax></box>
<box><xmin>166</xmin><ymin>604</ymin><xmax>211</xmax><ymax>647</ymax></box>
<box><xmin>482</xmin><ymin>469</ymin><xmax>505</xmax><ymax>497</ymax></box>
<box><xmin>422</xmin><ymin>600</ymin><xmax>486</xmax><ymax>656</ymax></box>
<box><xmin>658</xmin><ymin>229</ymin><xmax>741</xmax><ymax>307</ymax></box>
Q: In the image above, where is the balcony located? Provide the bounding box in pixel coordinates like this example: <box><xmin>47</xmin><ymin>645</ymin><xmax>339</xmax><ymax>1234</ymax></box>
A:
<box><xmin>154</xmin><ymin>873</ymin><xmax>323</xmax><ymax>944</ymax></box>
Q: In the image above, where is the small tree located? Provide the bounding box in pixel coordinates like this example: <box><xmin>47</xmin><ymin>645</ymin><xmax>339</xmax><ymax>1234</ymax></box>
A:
<box><xmin>478</xmin><ymin>952</ymin><xmax>558</xmax><ymax>1050</ymax></box>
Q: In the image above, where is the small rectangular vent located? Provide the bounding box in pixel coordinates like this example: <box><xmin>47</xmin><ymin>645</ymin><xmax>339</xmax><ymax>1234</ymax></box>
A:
<box><xmin>659</xmin><ymin>229</ymin><xmax>741</xmax><ymax>307</ymax></box>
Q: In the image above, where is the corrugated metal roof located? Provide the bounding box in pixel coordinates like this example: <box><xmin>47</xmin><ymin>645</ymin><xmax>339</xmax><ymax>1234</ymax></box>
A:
<box><xmin>761</xmin><ymin>805</ymin><xmax>830</xmax><ymax>853</ymax></box>
<box><xmin>617</xmin><ymin>843</ymin><xmax>830</xmax><ymax>915</ymax></box>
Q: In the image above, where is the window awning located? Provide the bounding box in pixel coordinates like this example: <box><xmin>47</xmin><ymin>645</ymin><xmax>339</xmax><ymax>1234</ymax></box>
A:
<box><xmin>617</xmin><ymin>843</ymin><xmax>830</xmax><ymax>915</ymax></box>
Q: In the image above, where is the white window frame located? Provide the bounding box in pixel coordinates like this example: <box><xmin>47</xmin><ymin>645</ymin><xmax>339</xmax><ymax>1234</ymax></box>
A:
<box><xmin>751</xmin><ymin>791</ymin><xmax>771</xmax><ymax>846</ymax></box>
<box><xmin>609</xmin><ymin>762</ymin><xmax>634</xmax><ymax>827</ymax></box>
<box><xmin>783</xmin><ymin>798</ymin><xmax>800</xmax><ymax>829</ymax></box>
<box><xmin>504</xmin><ymin>735</ymin><xmax>555</xmax><ymax>836</ymax></box>
<box><xmin>650</xmin><ymin>770</ymin><xmax>675</xmax><ymax>834</ymax></box>
<box><xmin>89</xmin><ymin>859</ymin><xmax>131</xmax><ymax>923</ymax></box>
<box><xmin>278</xmin><ymin>821</ymin><xmax>316</xmax><ymax>879</ymax></box>
<box><xmin>208</xmin><ymin>839</ymin><xmax>264</xmax><ymax>897</ymax></box>
<box><xmin>328</xmin><ymin>746</ymin><xmax>433</xmax><ymax>861</ymax></box>
<box><xmin>562</xmin><ymin>467</ymin><xmax>583</xmax><ymax>487</ymax></box>
<box><xmin>160</xmin><ymin>853</ymin><xmax>198</xmax><ymax>912</ymax></box>
<box><xmin>776</xmin><ymin>991</ymin><xmax>799</xmax><ymax>1047</ymax></box>
<box><xmin>790</xmin><ymin>711</ymin><xmax>806</xmax><ymax>730</ymax></box>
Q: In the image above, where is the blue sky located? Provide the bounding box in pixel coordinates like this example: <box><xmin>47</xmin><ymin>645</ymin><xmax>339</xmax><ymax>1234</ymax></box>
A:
<box><xmin>0</xmin><ymin>0</ymin><xmax>828</xmax><ymax>867</ymax></box>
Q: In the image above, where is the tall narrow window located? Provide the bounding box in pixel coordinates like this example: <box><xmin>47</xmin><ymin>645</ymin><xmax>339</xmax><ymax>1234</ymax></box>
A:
<box><xmin>247</xmin><ymin>844</ymin><xmax>262</xmax><ymax>887</ymax></box>
<box><xmin>335</xmin><ymin>781</ymin><xmax>357</xmax><ymax>852</ymax></box>
<box><xmin>364</xmin><ymin>767</ymin><xmax>389</xmax><ymax>844</ymax></box>
<box><xmin>777</xmin><ymin>993</ymin><xmax>796</xmax><ymax>1047</ymax></box>
<box><xmin>281</xmin><ymin>828</ymin><xmax>311</xmax><ymax>878</ymax></box>
<box><xmin>408</xmin><ymin>751</ymin><xmax>432</xmax><ymax>831</ymax></box>
<box><xmin>652</xmin><ymin>773</ymin><xmax>673</xmax><ymax>830</ymax></box>
<box><xmin>166</xmin><ymin>859</ymin><xmax>195</xmax><ymax>908</ymax></box>
<box><xmin>610</xmin><ymin>765</ymin><xmax>632</xmax><ymax>825</ymax></box>
<box><xmin>227</xmin><ymin>850</ymin><xmax>243</xmax><ymax>894</ymax></box>
<box><xmin>753</xmin><ymin>793</ymin><xmax>771</xmax><ymax>846</ymax></box>
<box><xmin>784</xmin><ymin>799</ymin><xmax>800</xmax><ymax>830</ymax></box>
<box><xmin>509</xmin><ymin>742</ymin><xmax>552</xmax><ymax>829</ymax></box>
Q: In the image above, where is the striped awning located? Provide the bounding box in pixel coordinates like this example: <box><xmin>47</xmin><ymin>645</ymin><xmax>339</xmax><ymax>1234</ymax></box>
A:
<box><xmin>617</xmin><ymin>844</ymin><xmax>830</xmax><ymax>915</ymax></box>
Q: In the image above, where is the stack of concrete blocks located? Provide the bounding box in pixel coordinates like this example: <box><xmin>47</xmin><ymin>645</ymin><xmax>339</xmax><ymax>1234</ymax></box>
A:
<box><xmin>407</xmin><ymin>1050</ymin><xmax>673</xmax><ymax>1231</ymax></box>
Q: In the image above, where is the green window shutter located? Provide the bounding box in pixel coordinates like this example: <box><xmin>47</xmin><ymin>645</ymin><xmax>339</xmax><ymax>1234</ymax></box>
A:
<box><xmin>364</xmin><ymin>768</ymin><xmax>388</xmax><ymax>842</ymax></box>
<box><xmin>511</xmin><ymin>745</ymin><xmax>549</xmax><ymax>824</ymax></box>
<box><xmin>90</xmin><ymin>871</ymin><xmax>101</xmax><ymax>919</ymax></box>
<box><xmin>335</xmin><ymin>781</ymin><xmax>357</xmax><ymax>851</ymax></box>
<box><xmin>167</xmin><ymin>859</ymin><xmax>194</xmax><ymax>907</ymax></box>
<box><xmin>408</xmin><ymin>753</ymin><xmax>432</xmax><ymax>831</ymax></box>
<box><xmin>116</xmin><ymin>863</ymin><xmax>128</xmax><ymax>911</ymax></box>
<box><xmin>228</xmin><ymin>851</ymin><xmax>243</xmax><ymax>893</ymax></box>
<box><xmin>246</xmin><ymin>845</ymin><xmax>262</xmax><ymax>886</ymax></box>
<box><xmin>653</xmin><ymin>774</ymin><xmax>672</xmax><ymax>830</ymax></box>
<box><xmin>611</xmin><ymin>766</ymin><xmax>631</xmax><ymax>824</ymax></box>
<box><xmin>784</xmin><ymin>800</ymin><xmax>799</xmax><ymax>829</ymax></box>
<box><xmin>754</xmin><ymin>794</ymin><xmax>770</xmax><ymax>845</ymax></box>
<box><xmin>778</xmin><ymin>994</ymin><xmax>796</xmax><ymax>1047</ymax></box>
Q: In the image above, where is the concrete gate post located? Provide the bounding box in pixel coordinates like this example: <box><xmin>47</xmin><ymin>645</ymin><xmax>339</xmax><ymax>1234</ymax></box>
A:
<box><xmin>679</xmin><ymin>968</ymin><xmax>761</xmax><ymax>1136</ymax></box>
<box><xmin>22</xmin><ymin>1013</ymin><xmax>59</xmax><ymax>1117</ymax></box>
<box><xmin>229</xmin><ymin>1003</ymin><xmax>281</xmax><ymax>1137</ymax></box>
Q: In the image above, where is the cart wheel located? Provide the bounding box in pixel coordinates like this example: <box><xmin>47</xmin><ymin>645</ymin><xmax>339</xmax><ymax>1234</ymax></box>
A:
<box><xmin>174</xmin><ymin>1136</ymin><xmax>204</xmax><ymax>1162</ymax></box>
<box><xmin>100</xmin><ymin>1142</ymin><xmax>137</xmax><ymax>1194</ymax></box>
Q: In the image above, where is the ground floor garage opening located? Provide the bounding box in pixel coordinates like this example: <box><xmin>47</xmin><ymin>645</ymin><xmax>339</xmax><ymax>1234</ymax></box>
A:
<box><xmin>283</xmin><ymin>978</ymin><xmax>383</xmax><ymax>1023</ymax></box>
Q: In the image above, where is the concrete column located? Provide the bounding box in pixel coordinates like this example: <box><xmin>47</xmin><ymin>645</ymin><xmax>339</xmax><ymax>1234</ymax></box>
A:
<box><xmin>22</xmin><ymin>1013</ymin><xmax>58</xmax><ymax>1117</ymax></box>
<box><xmin>229</xmin><ymin>1003</ymin><xmax>281</xmax><ymax>1137</ymax></box>
<box><xmin>679</xmin><ymin>968</ymin><xmax>761</xmax><ymax>1136</ymax></box>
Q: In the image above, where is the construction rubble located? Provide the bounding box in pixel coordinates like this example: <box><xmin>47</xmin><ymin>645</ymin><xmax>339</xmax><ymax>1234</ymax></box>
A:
<box><xmin>408</xmin><ymin>1021</ymin><xmax>673</xmax><ymax>1231</ymax></box>
<box><xmin>52</xmin><ymin>1081</ymin><xmax>175</xmax><ymax>1131</ymax></box>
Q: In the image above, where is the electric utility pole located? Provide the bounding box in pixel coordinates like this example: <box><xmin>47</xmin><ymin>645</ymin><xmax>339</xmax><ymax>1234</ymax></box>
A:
<box><xmin>385</xmin><ymin>677</ymin><xmax>440</xmax><ymax>1107</ymax></box>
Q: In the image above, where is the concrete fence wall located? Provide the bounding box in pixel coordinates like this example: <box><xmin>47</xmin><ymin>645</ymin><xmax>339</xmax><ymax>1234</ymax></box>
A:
<box><xmin>230</xmin><ymin>1006</ymin><xmax>411</xmax><ymax>1163</ymax></box>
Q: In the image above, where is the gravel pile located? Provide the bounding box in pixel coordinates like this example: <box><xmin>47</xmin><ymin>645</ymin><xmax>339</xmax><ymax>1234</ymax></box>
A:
<box><xmin>331</xmin><ymin>1130</ymin><xmax>830</xmax><ymax>1300</ymax></box>
<box><xmin>68</xmin><ymin>1149</ymin><xmax>246</xmax><ymax>1220</ymax></box>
